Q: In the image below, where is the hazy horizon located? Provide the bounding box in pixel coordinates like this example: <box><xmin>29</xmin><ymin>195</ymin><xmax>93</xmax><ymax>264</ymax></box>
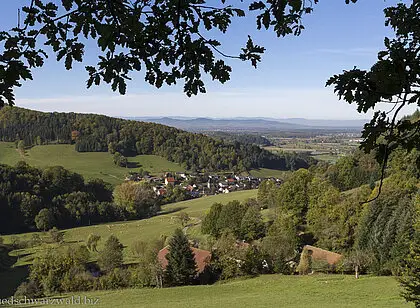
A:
<box><xmin>3</xmin><ymin>1</ymin><xmax>414</xmax><ymax>120</ymax></box>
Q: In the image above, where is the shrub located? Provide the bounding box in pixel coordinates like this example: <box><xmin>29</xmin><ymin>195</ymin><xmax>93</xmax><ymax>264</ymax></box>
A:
<box><xmin>61</xmin><ymin>268</ymin><xmax>94</xmax><ymax>292</ymax></box>
<box><xmin>130</xmin><ymin>264</ymin><xmax>156</xmax><ymax>288</ymax></box>
<box><xmin>86</xmin><ymin>234</ymin><xmax>101</xmax><ymax>252</ymax></box>
<box><xmin>49</xmin><ymin>227</ymin><xmax>64</xmax><ymax>243</ymax></box>
<box><xmin>296</xmin><ymin>249</ymin><xmax>312</xmax><ymax>275</ymax></box>
<box><xmin>96</xmin><ymin>268</ymin><xmax>131</xmax><ymax>290</ymax></box>
<box><xmin>29</xmin><ymin>245</ymin><xmax>91</xmax><ymax>295</ymax></box>
<box><xmin>217</xmin><ymin>256</ymin><xmax>241</xmax><ymax>280</ymax></box>
<box><xmin>29</xmin><ymin>234</ymin><xmax>42</xmax><ymax>247</ymax></box>
<box><xmin>175</xmin><ymin>211</ymin><xmax>191</xmax><ymax>227</ymax></box>
<box><xmin>10</xmin><ymin>236</ymin><xmax>28</xmax><ymax>250</ymax></box>
<box><xmin>130</xmin><ymin>240</ymin><xmax>163</xmax><ymax>288</ymax></box>
<box><xmin>312</xmin><ymin>260</ymin><xmax>335</xmax><ymax>273</ymax></box>
<box><xmin>14</xmin><ymin>281</ymin><xmax>43</xmax><ymax>298</ymax></box>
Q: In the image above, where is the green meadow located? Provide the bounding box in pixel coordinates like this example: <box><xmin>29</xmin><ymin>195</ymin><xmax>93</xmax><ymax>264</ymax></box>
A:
<box><xmin>248</xmin><ymin>168</ymin><xmax>291</xmax><ymax>179</ymax></box>
<box><xmin>0</xmin><ymin>142</ymin><xmax>185</xmax><ymax>185</ymax></box>
<box><xmin>2</xmin><ymin>190</ymin><xmax>258</xmax><ymax>267</ymax></box>
<box><xmin>18</xmin><ymin>275</ymin><xmax>411</xmax><ymax>308</ymax></box>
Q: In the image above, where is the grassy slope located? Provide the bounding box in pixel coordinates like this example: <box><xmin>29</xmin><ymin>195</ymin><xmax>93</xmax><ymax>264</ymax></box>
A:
<box><xmin>3</xmin><ymin>190</ymin><xmax>257</xmax><ymax>267</ymax></box>
<box><xmin>0</xmin><ymin>142</ymin><xmax>185</xmax><ymax>185</ymax></box>
<box><xmin>248</xmin><ymin>168</ymin><xmax>291</xmax><ymax>179</ymax></box>
<box><xmin>34</xmin><ymin>275</ymin><xmax>410</xmax><ymax>308</ymax></box>
<box><xmin>0</xmin><ymin>143</ymin><xmax>289</xmax><ymax>185</ymax></box>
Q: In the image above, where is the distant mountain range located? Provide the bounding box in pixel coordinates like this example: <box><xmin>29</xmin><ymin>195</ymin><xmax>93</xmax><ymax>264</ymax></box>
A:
<box><xmin>125</xmin><ymin>117</ymin><xmax>367</xmax><ymax>132</ymax></box>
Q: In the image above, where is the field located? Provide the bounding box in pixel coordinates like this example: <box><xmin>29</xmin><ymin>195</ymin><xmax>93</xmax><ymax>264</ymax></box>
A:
<box><xmin>247</xmin><ymin>168</ymin><xmax>291</xmax><ymax>179</ymax></box>
<box><xmin>264</xmin><ymin>139</ymin><xmax>352</xmax><ymax>164</ymax></box>
<box><xmin>0</xmin><ymin>143</ymin><xmax>291</xmax><ymax>185</ymax></box>
<box><xmin>18</xmin><ymin>275</ymin><xmax>411</xmax><ymax>307</ymax></box>
<box><xmin>0</xmin><ymin>190</ymin><xmax>257</xmax><ymax>298</ymax></box>
<box><xmin>0</xmin><ymin>142</ymin><xmax>185</xmax><ymax>185</ymax></box>
<box><xmin>2</xmin><ymin>190</ymin><xmax>257</xmax><ymax>267</ymax></box>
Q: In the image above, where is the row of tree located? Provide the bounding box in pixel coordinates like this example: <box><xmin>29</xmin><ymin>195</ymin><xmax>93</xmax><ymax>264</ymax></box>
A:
<box><xmin>0</xmin><ymin>162</ymin><xmax>162</xmax><ymax>234</ymax></box>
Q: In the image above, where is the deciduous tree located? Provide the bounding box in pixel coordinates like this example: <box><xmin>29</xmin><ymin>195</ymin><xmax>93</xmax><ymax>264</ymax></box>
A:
<box><xmin>34</xmin><ymin>208</ymin><xmax>56</xmax><ymax>231</ymax></box>
<box><xmin>327</xmin><ymin>2</ymin><xmax>420</xmax><ymax>199</ymax></box>
<box><xmin>98</xmin><ymin>235</ymin><xmax>124</xmax><ymax>272</ymax></box>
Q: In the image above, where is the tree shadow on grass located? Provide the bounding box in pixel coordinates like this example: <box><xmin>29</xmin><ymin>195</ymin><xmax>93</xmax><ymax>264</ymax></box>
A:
<box><xmin>0</xmin><ymin>247</ymin><xmax>29</xmax><ymax>298</ymax></box>
<box><xmin>156</xmin><ymin>207</ymin><xmax>188</xmax><ymax>216</ymax></box>
<box><xmin>126</xmin><ymin>161</ymin><xmax>140</xmax><ymax>168</ymax></box>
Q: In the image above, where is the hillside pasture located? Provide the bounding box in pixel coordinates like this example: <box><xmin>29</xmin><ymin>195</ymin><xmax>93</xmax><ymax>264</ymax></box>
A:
<box><xmin>2</xmin><ymin>190</ymin><xmax>257</xmax><ymax>268</ymax></box>
<box><xmin>0</xmin><ymin>142</ymin><xmax>185</xmax><ymax>185</ymax></box>
<box><xmin>247</xmin><ymin>168</ymin><xmax>291</xmax><ymax>179</ymax></box>
<box><xmin>29</xmin><ymin>275</ymin><xmax>410</xmax><ymax>308</ymax></box>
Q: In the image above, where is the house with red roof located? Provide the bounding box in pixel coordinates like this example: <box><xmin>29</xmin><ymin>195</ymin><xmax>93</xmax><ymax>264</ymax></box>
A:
<box><xmin>303</xmin><ymin>245</ymin><xmax>343</xmax><ymax>266</ymax></box>
<box><xmin>165</xmin><ymin>177</ymin><xmax>176</xmax><ymax>186</ymax></box>
<box><xmin>157</xmin><ymin>246</ymin><xmax>211</xmax><ymax>274</ymax></box>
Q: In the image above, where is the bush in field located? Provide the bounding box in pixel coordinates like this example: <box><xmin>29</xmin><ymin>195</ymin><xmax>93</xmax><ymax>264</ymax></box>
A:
<box><xmin>297</xmin><ymin>249</ymin><xmax>312</xmax><ymax>275</ymax></box>
<box><xmin>212</xmin><ymin>231</ymin><xmax>245</xmax><ymax>280</ymax></box>
<box><xmin>96</xmin><ymin>268</ymin><xmax>131</xmax><ymax>290</ymax></box>
<box><xmin>29</xmin><ymin>234</ymin><xmax>42</xmax><ymax>247</ymax></box>
<box><xmin>86</xmin><ymin>234</ymin><xmax>101</xmax><ymax>252</ymax></box>
<box><xmin>61</xmin><ymin>270</ymin><xmax>94</xmax><ymax>293</ymax></box>
<box><xmin>262</xmin><ymin>213</ymin><xmax>299</xmax><ymax>274</ymax></box>
<box><xmin>9</xmin><ymin>236</ymin><xmax>28</xmax><ymax>250</ymax></box>
<box><xmin>49</xmin><ymin>227</ymin><xmax>64</xmax><ymax>243</ymax></box>
<box><xmin>175</xmin><ymin>211</ymin><xmax>191</xmax><ymax>227</ymax></box>
<box><xmin>311</xmin><ymin>260</ymin><xmax>334</xmax><ymax>274</ymax></box>
<box><xmin>29</xmin><ymin>245</ymin><xmax>90</xmax><ymax>295</ymax></box>
<box><xmin>14</xmin><ymin>281</ymin><xmax>43</xmax><ymax>298</ymax></box>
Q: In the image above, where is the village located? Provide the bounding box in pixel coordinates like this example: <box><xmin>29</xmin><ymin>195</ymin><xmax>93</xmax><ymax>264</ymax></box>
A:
<box><xmin>125</xmin><ymin>171</ymin><xmax>282</xmax><ymax>198</ymax></box>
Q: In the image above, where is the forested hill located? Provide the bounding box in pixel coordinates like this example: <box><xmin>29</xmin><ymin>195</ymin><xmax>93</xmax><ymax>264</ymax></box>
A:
<box><xmin>0</xmin><ymin>107</ymin><xmax>313</xmax><ymax>172</ymax></box>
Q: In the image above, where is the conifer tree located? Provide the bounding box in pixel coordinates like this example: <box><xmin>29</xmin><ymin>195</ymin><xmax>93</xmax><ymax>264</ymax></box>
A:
<box><xmin>400</xmin><ymin>196</ymin><xmax>420</xmax><ymax>307</ymax></box>
<box><xmin>164</xmin><ymin>229</ymin><xmax>197</xmax><ymax>286</ymax></box>
<box><xmin>400</xmin><ymin>238</ymin><xmax>420</xmax><ymax>307</ymax></box>
<box><xmin>98</xmin><ymin>235</ymin><xmax>123</xmax><ymax>272</ymax></box>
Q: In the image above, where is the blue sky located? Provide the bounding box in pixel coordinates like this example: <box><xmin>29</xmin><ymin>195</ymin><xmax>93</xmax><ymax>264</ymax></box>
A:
<box><xmin>1</xmin><ymin>0</ymin><xmax>414</xmax><ymax>119</ymax></box>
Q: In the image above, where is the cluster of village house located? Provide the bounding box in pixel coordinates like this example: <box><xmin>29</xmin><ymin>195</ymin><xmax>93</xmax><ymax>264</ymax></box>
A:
<box><xmin>125</xmin><ymin>172</ymin><xmax>282</xmax><ymax>198</ymax></box>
